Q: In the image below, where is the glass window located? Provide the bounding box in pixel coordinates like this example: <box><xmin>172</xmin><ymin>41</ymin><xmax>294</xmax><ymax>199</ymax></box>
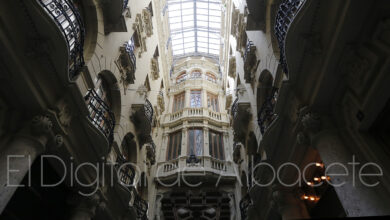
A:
<box><xmin>176</xmin><ymin>72</ymin><xmax>187</xmax><ymax>83</ymax></box>
<box><xmin>207</xmin><ymin>93</ymin><xmax>219</xmax><ymax>112</ymax></box>
<box><xmin>167</xmin><ymin>131</ymin><xmax>182</xmax><ymax>160</ymax></box>
<box><xmin>188</xmin><ymin>128</ymin><xmax>203</xmax><ymax>156</ymax></box>
<box><xmin>167</xmin><ymin>0</ymin><xmax>222</xmax><ymax>58</ymax></box>
<box><xmin>190</xmin><ymin>70</ymin><xmax>202</xmax><ymax>79</ymax></box>
<box><xmin>205</xmin><ymin>72</ymin><xmax>216</xmax><ymax>83</ymax></box>
<box><xmin>209</xmin><ymin>130</ymin><xmax>224</xmax><ymax>160</ymax></box>
<box><xmin>173</xmin><ymin>92</ymin><xmax>185</xmax><ymax>112</ymax></box>
<box><xmin>190</xmin><ymin>90</ymin><xmax>202</xmax><ymax>108</ymax></box>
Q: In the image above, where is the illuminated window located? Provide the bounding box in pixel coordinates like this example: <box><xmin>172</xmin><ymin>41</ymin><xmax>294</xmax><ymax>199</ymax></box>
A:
<box><xmin>188</xmin><ymin>128</ymin><xmax>203</xmax><ymax>156</ymax></box>
<box><xmin>207</xmin><ymin>92</ymin><xmax>219</xmax><ymax>112</ymax></box>
<box><xmin>173</xmin><ymin>92</ymin><xmax>185</xmax><ymax>112</ymax></box>
<box><xmin>167</xmin><ymin>0</ymin><xmax>222</xmax><ymax>58</ymax></box>
<box><xmin>190</xmin><ymin>90</ymin><xmax>202</xmax><ymax>108</ymax></box>
<box><xmin>209</xmin><ymin>130</ymin><xmax>224</xmax><ymax>160</ymax></box>
<box><xmin>167</xmin><ymin>131</ymin><xmax>182</xmax><ymax>160</ymax></box>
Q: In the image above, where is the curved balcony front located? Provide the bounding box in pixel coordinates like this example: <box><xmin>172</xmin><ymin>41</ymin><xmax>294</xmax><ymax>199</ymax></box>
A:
<box><xmin>37</xmin><ymin>0</ymin><xmax>85</xmax><ymax>81</ymax></box>
<box><xmin>155</xmin><ymin>156</ymin><xmax>236</xmax><ymax>184</ymax></box>
<box><xmin>85</xmin><ymin>89</ymin><xmax>116</xmax><ymax>145</ymax></box>
<box><xmin>162</xmin><ymin>108</ymin><xmax>229</xmax><ymax>126</ymax></box>
<box><xmin>169</xmin><ymin>76</ymin><xmax>222</xmax><ymax>93</ymax></box>
<box><xmin>274</xmin><ymin>0</ymin><xmax>307</xmax><ymax>76</ymax></box>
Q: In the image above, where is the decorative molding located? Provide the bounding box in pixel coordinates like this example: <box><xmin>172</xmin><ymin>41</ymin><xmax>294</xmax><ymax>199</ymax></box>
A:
<box><xmin>228</xmin><ymin>57</ymin><xmax>236</xmax><ymax>78</ymax></box>
<box><xmin>116</xmin><ymin>45</ymin><xmax>136</xmax><ymax>91</ymax></box>
<box><xmin>244</xmin><ymin>43</ymin><xmax>258</xmax><ymax>84</ymax></box>
<box><xmin>142</xmin><ymin>9</ymin><xmax>153</xmax><ymax>37</ymax></box>
<box><xmin>157</xmin><ymin>91</ymin><xmax>165</xmax><ymax>114</ymax></box>
<box><xmin>151</xmin><ymin>57</ymin><xmax>159</xmax><ymax>80</ymax></box>
<box><xmin>132</xmin><ymin>14</ymin><xmax>147</xmax><ymax>58</ymax></box>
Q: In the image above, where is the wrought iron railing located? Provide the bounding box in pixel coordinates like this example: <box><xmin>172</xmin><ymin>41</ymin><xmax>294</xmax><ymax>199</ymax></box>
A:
<box><xmin>274</xmin><ymin>0</ymin><xmax>306</xmax><ymax>76</ymax></box>
<box><xmin>85</xmin><ymin>89</ymin><xmax>115</xmax><ymax>144</ymax></box>
<box><xmin>123</xmin><ymin>0</ymin><xmax>129</xmax><ymax>10</ymax></box>
<box><xmin>134</xmin><ymin>193</ymin><xmax>149</xmax><ymax>220</ymax></box>
<box><xmin>38</xmin><ymin>0</ymin><xmax>85</xmax><ymax>80</ymax></box>
<box><xmin>115</xmin><ymin>157</ymin><xmax>136</xmax><ymax>187</ymax></box>
<box><xmin>125</xmin><ymin>38</ymin><xmax>137</xmax><ymax>70</ymax></box>
<box><xmin>231</xmin><ymin>98</ymin><xmax>238</xmax><ymax>119</ymax></box>
<box><xmin>240</xmin><ymin>194</ymin><xmax>252</xmax><ymax>220</ymax></box>
<box><xmin>244</xmin><ymin>39</ymin><xmax>254</xmax><ymax>62</ymax></box>
<box><xmin>258</xmin><ymin>88</ymin><xmax>278</xmax><ymax>134</ymax></box>
<box><xmin>144</xmin><ymin>99</ymin><xmax>153</xmax><ymax>124</ymax></box>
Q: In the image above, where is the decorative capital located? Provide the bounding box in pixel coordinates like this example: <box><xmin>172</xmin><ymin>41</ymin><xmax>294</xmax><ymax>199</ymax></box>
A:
<box><xmin>301</xmin><ymin>112</ymin><xmax>321</xmax><ymax>133</ymax></box>
<box><xmin>31</xmin><ymin>115</ymin><xmax>53</xmax><ymax>136</ymax></box>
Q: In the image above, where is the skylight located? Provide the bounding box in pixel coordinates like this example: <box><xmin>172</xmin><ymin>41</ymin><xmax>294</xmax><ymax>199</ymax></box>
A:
<box><xmin>168</xmin><ymin>0</ymin><xmax>222</xmax><ymax>58</ymax></box>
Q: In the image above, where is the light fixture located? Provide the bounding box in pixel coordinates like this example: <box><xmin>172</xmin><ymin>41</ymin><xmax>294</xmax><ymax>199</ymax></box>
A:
<box><xmin>315</xmin><ymin>162</ymin><xmax>324</xmax><ymax>168</ymax></box>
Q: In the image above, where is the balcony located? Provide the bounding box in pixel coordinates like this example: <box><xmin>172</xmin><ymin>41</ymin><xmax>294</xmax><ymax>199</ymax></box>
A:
<box><xmin>155</xmin><ymin>156</ymin><xmax>236</xmax><ymax>182</ymax></box>
<box><xmin>172</xmin><ymin>74</ymin><xmax>222</xmax><ymax>90</ymax></box>
<box><xmin>85</xmin><ymin>89</ymin><xmax>115</xmax><ymax>144</ymax></box>
<box><xmin>231</xmin><ymin>96</ymin><xmax>252</xmax><ymax>143</ymax></box>
<box><xmin>101</xmin><ymin>0</ymin><xmax>128</xmax><ymax>34</ymax></box>
<box><xmin>38</xmin><ymin>0</ymin><xmax>85</xmax><ymax>80</ymax></box>
<box><xmin>258</xmin><ymin>88</ymin><xmax>278</xmax><ymax>134</ymax></box>
<box><xmin>244</xmin><ymin>40</ymin><xmax>258</xmax><ymax>84</ymax></box>
<box><xmin>117</xmin><ymin>40</ymin><xmax>136</xmax><ymax>87</ymax></box>
<box><xmin>275</xmin><ymin>0</ymin><xmax>307</xmax><ymax>76</ymax></box>
<box><xmin>131</xmin><ymin>99</ymin><xmax>154</xmax><ymax>147</ymax></box>
<box><xmin>115</xmin><ymin>157</ymin><xmax>136</xmax><ymax>188</ymax></box>
<box><xmin>162</xmin><ymin>108</ymin><xmax>229</xmax><ymax>126</ymax></box>
<box><xmin>240</xmin><ymin>194</ymin><xmax>253</xmax><ymax>220</ymax></box>
<box><xmin>133</xmin><ymin>193</ymin><xmax>149</xmax><ymax>220</ymax></box>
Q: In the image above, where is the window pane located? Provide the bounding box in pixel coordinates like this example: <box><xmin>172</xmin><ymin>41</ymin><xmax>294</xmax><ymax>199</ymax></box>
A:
<box><xmin>190</xmin><ymin>90</ymin><xmax>202</xmax><ymax>108</ymax></box>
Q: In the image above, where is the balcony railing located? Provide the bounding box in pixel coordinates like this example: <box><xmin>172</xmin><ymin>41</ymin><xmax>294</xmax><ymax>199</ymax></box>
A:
<box><xmin>38</xmin><ymin>0</ymin><xmax>85</xmax><ymax>80</ymax></box>
<box><xmin>258</xmin><ymin>88</ymin><xmax>278</xmax><ymax>134</ymax></box>
<box><xmin>164</xmin><ymin>108</ymin><xmax>227</xmax><ymax>124</ymax></box>
<box><xmin>115</xmin><ymin>157</ymin><xmax>136</xmax><ymax>187</ymax></box>
<box><xmin>85</xmin><ymin>89</ymin><xmax>115</xmax><ymax>144</ymax></box>
<box><xmin>144</xmin><ymin>99</ymin><xmax>153</xmax><ymax>124</ymax></box>
<box><xmin>134</xmin><ymin>193</ymin><xmax>148</xmax><ymax>220</ymax></box>
<box><xmin>240</xmin><ymin>194</ymin><xmax>252</xmax><ymax>220</ymax></box>
<box><xmin>275</xmin><ymin>0</ymin><xmax>306</xmax><ymax>76</ymax></box>
<box><xmin>157</xmin><ymin>156</ymin><xmax>234</xmax><ymax>177</ymax></box>
<box><xmin>243</xmin><ymin>39</ymin><xmax>254</xmax><ymax>62</ymax></box>
<box><xmin>231</xmin><ymin>98</ymin><xmax>238</xmax><ymax>119</ymax></box>
<box><xmin>123</xmin><ymin>0</ymin><xmax>129</xmax><ymax>10</ymax></box>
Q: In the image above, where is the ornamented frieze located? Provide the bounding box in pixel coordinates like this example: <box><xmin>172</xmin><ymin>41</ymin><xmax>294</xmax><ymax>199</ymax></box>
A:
<box><xmin>151</xmin><ymin>57</ymin><xmax>159</xmax><ymax>80</ymax></box>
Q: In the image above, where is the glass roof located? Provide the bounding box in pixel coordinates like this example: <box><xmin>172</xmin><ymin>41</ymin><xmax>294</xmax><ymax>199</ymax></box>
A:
<box><xmin>168</xmin><ymin>0</ymin><xmax>222</xmax><ymax>59</ymax></box>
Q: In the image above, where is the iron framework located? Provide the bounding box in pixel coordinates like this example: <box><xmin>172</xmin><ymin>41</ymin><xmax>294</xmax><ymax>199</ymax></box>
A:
<box><xmin>85</xmin><ymin>89</ymin><xmax>115</xmax><ymax>144</ymax></box>
<box><xmin>274</xmin><ymin>0</ymin><xmax>306</xmax><ymax>76</ymax></box>
<box><xmin>257</xmin><ymin>88</ymin><xmax>278</xmax><ymax>134</ymax></box>
<box><xmin>134</xmin><ymin>193</ymin><xmax>149</xmax><ymax>220</ymax></box>
<box><xmin>144</xmin><ymin>99</ymin><xmax>154</xmax><ymax>124</ymax></box>
<box><xmin>38</xmin><ymin>0</ymin><xmax>85</xmax><ymax>80</ymax></box>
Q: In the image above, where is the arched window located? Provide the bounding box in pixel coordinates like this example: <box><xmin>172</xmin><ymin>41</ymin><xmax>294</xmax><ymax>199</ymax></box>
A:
<box><xmin>206</xmin><ymin>72</ymin><xmax>217</xmax><ymax>83</ymax></box>
<box><xmin>190</xmin><ymin>69</ymin><xmax>202</xmax><ymax>79</ymax></box>
<box><xmin>176</xmin><ymin>71</ymin><xmax>187</xmax><ymax>83</ymax></box>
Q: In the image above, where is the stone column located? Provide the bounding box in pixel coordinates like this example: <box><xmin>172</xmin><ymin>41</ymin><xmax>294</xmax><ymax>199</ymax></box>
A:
<box><xmin>303</xmin><ymin>112</ymin><xmax>390</xmax><ymax>216</ymax></box>
<box><xmin>272</xmin><ymin>188</ymin><xmax>309</xmax><ymax>220</ymax></box>
<box><xmin>202</xmin><ymin>89</ymin><xmax>208</xmax><ymax>109</ymax></box>
<box><xmin>203</xmin><ymin>127</ymin><xmax>210</xmax><ymax>156</ymax></box>
<box><xmin>181</xmin><ymin>126</ymin><xmax>188</xmax><ymax>157</ymax></box>
<box><xmin>185</xmin><ymin>88</ymin><xmax>190</xmax><ymax>108</ymax></box>
<box><xmin>68</xmin><ymin>193</ymin><xmax>102</xmax><ymax>220</ymax></box>
<box><xmin>0</xmin><ymin>115</ymin><xmax>61</xmax><ymax>214</ymax></box>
